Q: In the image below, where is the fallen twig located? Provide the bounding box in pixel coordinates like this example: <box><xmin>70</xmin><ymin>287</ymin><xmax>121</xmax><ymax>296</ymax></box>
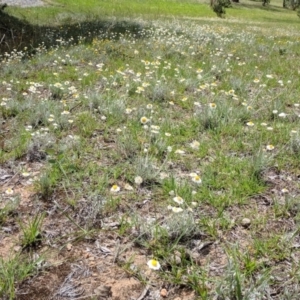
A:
<box><xmin>136</xmin><ymin>285</ymin><xmax>150</xmax><ymax>300</ymax></box>
<box><xmin>0</xmin><ymin>34</ymin><xmax>5</xmax><ymax>44</ymax></box>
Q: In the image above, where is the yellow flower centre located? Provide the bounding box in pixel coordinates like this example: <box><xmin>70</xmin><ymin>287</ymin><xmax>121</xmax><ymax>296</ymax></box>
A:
<box><xmin>151</xmin><ymin>260</ymin><xmax>158</xmax><ymax>266</ymax></box>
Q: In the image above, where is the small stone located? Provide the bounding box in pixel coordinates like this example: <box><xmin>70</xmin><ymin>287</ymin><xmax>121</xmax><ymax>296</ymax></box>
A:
<box><xmin>94</xmin><ymin>285</ymin><xmax>112</xmax><ymax>297</ymax></box>
<box><xmin>66</xmin><ymin>243</ymin><xmax>72</xmax><ymax>251</ymax></box>
<box><xmin>160</xmin><ymin>288</ymin><xmax>168</xmax><ymax>297</ymax></box>
<box><xmin>14</xmin><ymin>246</ymin><xmax>22</xmax><ymax>252</ymax></box>
<box><xmin>241</xmin><ymin>218</ymin><xmax>251</xmax><ymax>228</ymax></box>
<box><xmin>174</xmin><ymin>251</ymin><xmax>182</xmax><ymax>265</ymax></box>
<box><xmin>189</xmin><ymin>251</ymin><xmax>201</xmax><ymax>265</ymax></box>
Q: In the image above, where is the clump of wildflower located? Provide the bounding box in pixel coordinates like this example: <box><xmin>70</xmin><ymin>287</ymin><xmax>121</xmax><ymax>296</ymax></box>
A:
<box><xmin>171</xmin><ymin>206</ymin><xmax>183</xmax><ymax>213</ymax></box>
<box><xmin>209</xmin><ymin>103</ymin><xmax>217</xmax><ymax>109</ymax></box>
<box><xmin>159</xmin><ymin>172</ymin><xmax>169</xmax><ymax>180</ymax></box>
<box><xmin>48</xmin><ymin>114</ymin><xmax>55</xmax><ymax>122</ymax></box>
<box><xmin>169</xmin><ymin>190</ymin><xmax>175</xmax><ymax>196</ymax></box>
<box><xmin>134</xmin><ymin>176</ymin><xmax>143</xmax><ymax>185</ymax></box>
<box><xmin>168</xmin><ymin>205</ymin><xmax>183</xmax><ymax>213</ymax></box>
<box><xmin>22</xmin><ymin>172</ymin><xmax>31</xmax><ymax>177</ymax></box>
<box><xmin>147</xmin><ymin>259</ymin><xmax>161</xmax><ymax>270</ymax></box>
<box><xmin>278</xmin><ymin>112</ymin><xmax>287</xmax><ymax>118</ymax></box>
<box><xmin>124</xmin><ymin>183</ymin><xmax>134</xmax><ymax>191</ymax></box>
<box><xmin>136</xmin><ymin>86</ymin><xmax>145</xmax><ymax>94</ymax></box>
<box><xmin>175</xmin><ymin>149</ymin><xmax>185</xmax><ymax>155</ymax></box>
<box><xmin>190</xmin><ymin>140</ymin><xmax>200</xmax><ymax>150</ymax></box>
<box><xmin>266</xmin><ymin>144</ymin><xmax>275</xmax><ymax>151</ymax></box>
<box><xmin>151</xmin><ymin>125</ymin><xmax>160</xmax><ymax>130</ymax></box>
<box><xmin>246</xmin><ymin>121</ymin><xmax>254</xmax><ymax>127</ymax></box>
<box><xmin>142</xmin><ymin>82</ymin><xmax>150</xmax><ymax>88</ymax></box>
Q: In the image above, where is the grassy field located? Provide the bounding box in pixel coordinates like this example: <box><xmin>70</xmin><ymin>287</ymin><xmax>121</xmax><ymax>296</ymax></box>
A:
<box><xmin>3</xmin><ymin>0</ymin><xmax>300</xmax><ymax>23</ymax></box>
<box><xmin>1</xmin><ymin>0</ymin><xmax>300</xmax><ymax>299</ymax></box>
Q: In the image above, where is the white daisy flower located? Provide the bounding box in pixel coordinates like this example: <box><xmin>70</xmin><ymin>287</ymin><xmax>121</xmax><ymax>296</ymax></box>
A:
<box><xmin>175</xmin><ymin>149</ymin><xmax>185</xmax><ymax>155</ymax></box>
<box><xmin>5</xmin><ymin>188</ymin><xmax>14</xmax><ymax>195</ymax></box>
<box><xmin>110</xmin><ymin>185</ymin><xmax>120</xmax><ymax>193</ymax></box>
<box><xmin>140</xmin><ymin>116</ymin><xmax>149</xmax><ymax>124</ymax></box>
<box><xmin>191</xmin><ymin>175</ymin><xmax>202</xmax><ymax>184</ymax></box>
<box><xmin>171</xmin><ymin>207</ymin><xmax>184</xmax><ymax>213</ymax></box>
<box><xmin>173</xmin><ymin>196</ymin><xmax>184</xmax><ymax>205</ymax></box>
<box><xmin>147</xmin><ymin>259</ymin><xmax>161</xmax><ymax>270</ymax></box>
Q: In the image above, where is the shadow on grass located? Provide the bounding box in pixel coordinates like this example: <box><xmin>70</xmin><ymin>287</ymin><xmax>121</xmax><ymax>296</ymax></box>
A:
<box><xmin>261</xmin><ymin>16</ymin><xmax>300</xmax><ymax>23</ymax></box>
<box><xmin>0</xmin><ymin>5</ymin><xmax>148</xmax><ymax>56</ymax></box>
<box><xmin>232</xmin><ymin>2</ymin><xmax>285</xmax><ymax>12</ymax></box>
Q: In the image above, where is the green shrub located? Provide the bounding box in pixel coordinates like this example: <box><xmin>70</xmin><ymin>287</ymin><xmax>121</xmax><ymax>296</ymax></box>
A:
<box><xmin>211</xmin><ymin>0</ymin><xmax>231</xmax><ymax>18</ymax></box>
